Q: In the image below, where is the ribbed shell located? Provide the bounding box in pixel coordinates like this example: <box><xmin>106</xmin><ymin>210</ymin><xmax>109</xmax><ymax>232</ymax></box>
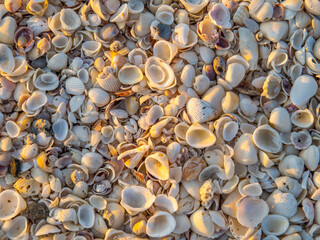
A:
<box><xmin>97</xmin><ymin>73</ymin><xmax>121</xmax><ymax>92</ymax></box>
<box><xmin>186</xmin><ymin>98</ymin><xmax>216</xmax><ymax>123</ymax></box>
<box><xmin>21</xmin><ymin>144</ymin><xmax>39</xmax><ymax>160</ymax></box>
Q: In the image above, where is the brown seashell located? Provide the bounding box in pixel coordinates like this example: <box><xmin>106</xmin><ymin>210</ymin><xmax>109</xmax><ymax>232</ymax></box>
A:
<box><xmin>215</xmin><ymin>37</ymin><xmax>230</xmax><ymax>50</ymax></box>
<box><xmin>14</xmin><ymin>27</ymin><xmax>34</xmax><ymax>52</ymax></box>
<box><xmin>213</xmin><ymin>56</ymin><xmax>226</xmax><ymax>76</ymax></box>
<box><xmin>272</xmin><ymin>3</ymin><xmax>284</xmax><ymax>21</ymax></box>
<box><xmin>114</xmin><ymin>89</ymin><xmax>134</xmax><ymax>97</ymax></box>
<box><xmin>182</xmin><ymin>157</ymin><xmax>207</xmax><ymax>181</ymax></box>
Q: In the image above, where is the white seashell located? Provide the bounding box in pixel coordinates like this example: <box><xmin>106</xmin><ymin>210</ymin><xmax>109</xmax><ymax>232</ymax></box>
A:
<box><xmin>199</xmin><ymin>46</ymin><xmax>215</xmax><ymax>64</ymax></box>
<box><xmin>52</xmin><ymin>35</ymin><xmax>72</xmax><ymax>53</ymax></box>
<box><xmin>145</xmin><ymin>56</ymin><xmax>176</xmax><ymax>90</ymax></box>
<box><xmin>266</xmin><ymin>190</ymin><xmax>298</xmax><ymax>218</ymax></box>
<box><xmin>25</xmin><ymin>91</ymin><xmax>47</xmax><ymax>112</ymax></box>
<box><xmin>0</xmin><ymin>16</ymin><xmax>17</xmax><ymax>45</ymax></box>
<box><xmin>52</xmin><ymin>119</ymin><xmax>68</xmax><ymax>141</ymax></box>
<box><xmin>209</xmin><ymin>3</ymin><xmax>232</xmax><ymax>28</ymax></box>
<box><xmin>88</xmin><ymin>88</ymin><xmax>110</xmax><ymax>107</ymax></box>
<box><xmin>60</xmin><ymin>8</ymin><xmax>81</xmax><ymax>35</ymax></box>
<box><xmin>146</xmin><ymin>211</ymin><xmax>176</xmax><ymax>238</ymax></box>
<box><xmin>262</xmin><ymin>214</ymin><xmax>290</xmax><ymax>236</ymax></box>
<box><xmin>154</xmin><ymin>41</ymin><xmax>177</xmax><ymax>65</ymax></box>
<box><xmin>225</xmin><ymin>63</ymin><xmax>246</xmax><ymax>88</ymax></box>
<box><xmin>21</xmin><ymin>144</ymin><xmax>38</xmax><ymax>160</ymax></box>
<box><xmin>275</xmin><ymin>176</ymin><xmax>302</xmax><ymax>198</ymax></box>
<box><xmin>186</xmin><ymin>98</ymin><xmax>216</xmax><ymax>124</ymax></box>
<box><xmin>267</xmin><ymin>49</ymin><xmax>288</xmax><ymax>73</ymax></box>
<box><xmin>65</xmin><ymin>77</ymin><xmax>85</xmax><ymax>96</ymax></box>
<box><xmin>69</xmin><ymin>95</ymin><xmax>85</xmax><ymax>112</ymax></box>
<box><xmin>172</xmin><ymin>23</ymin><xmax>198</xmax><ymax>50</ymax></box>
<box><xmin>154</xmin><ymin>194</ymin><xmax>178</xmax><ymax>214</ymax></box>
<box><xmin>253</xmin><ymin>125</ymin><xmax>282</xmax><ymax>153</ymax></box>
<box><xmin>133</xmin><ymin>12</ymin><xmax>154</xmax><ymax>37</ymax></box>
<box><xmin>269</xmin><ymin>107</ymin><xmax>292</xmax><ymax>133</ymax></box>
<box><xmin>190</xmin><ymin>207</ymin><xmax>215</xmax><ymax>238</ymax></box>
<box><xmin>240</xmin><ymin>98</ymin><xmax>258</xmax><ymax>117</ymax></box>
<box><xmin>2</xmin><ymin>216</ymin><xmax>28</xmax><ymax>239</ymax></box>
<box><xmin>290</xmin><ymin>75</ymin><xmax>317</xmax><ymax>106</ymax></box>
<box><xmin>186</xmin><ymin>123</ymin><xmax>216</xmax><ymax>148</ymax></box>
<box><xmin>242</xmin><ymin>182</ymin><xmax>262</xmax><ymax>196</ymax></box>
<box><xmin>120</xmin><ymin>186</ymin><xmax>156</xmax><ymax>215</ymax></box>
<box><xmin>282</xmin><ymin>0</ymin><xmax>303</xmax><ymax>11</ymax></box>
<box><xmin>234</xmin><ymin>133</ymin><xmax>259</xmax><ymax>165</ymax></box>
<box><xmin>222</xmin><ymin>91</ymin><xmax>239</xmax><ymax>113</ymax></box>
<box><xmin>92</xmin><ymin>213</ymin><xmax>108</xmax><ymax>237</ymax></box>
<box><xmin>145</xmin><ymin>152</ymin><xmax>169</xmax><ymax>180</ymax></box>
<box><xmin>35</xmin><ymin>224</ymin><xmax>61</xmax><ymax>236</ymax></box>
<box><xmin>299</xmin><ymin>145</ymin><xmax>319</xmax><ymax>171</ymax></box>
<box><xmin>237</xmin><ymin>196</ymin><xmax>269</xmax><ymax>227</ymax></box>
<box><xmin>180</xmin><ymin>64</ymin><xmax>195</xmax><ymax>88</ymax></box>
<box><xmin>233</xmin><ymin>4</ymin><xmax>249</xmax><ymax>25</ymax></box>
<box><xmin>0</xmin><ymin>190</ymin><xmax>26</xmax><ymax>221</ymax></box>
<box><xmin>81</xmin><ymin>152</ymin><xmax>104</xmax><ymax>174</ymax></box>
<box><xmin>103</xmin><ymin>202</ymin><xmax>125</xmax><ymax>229</ymax></box>
<box><xmin>0</xmin><ymin>43</ymin><xmax>14</xmax><ymax>74</ymax></box>
<box><xmin>128</xmin><ymin>0</ymin><xmax>144</xmax><ymax>14</ymax></box>
<box><xmin>118</xmin><ymin>64</ymin><xmax>143</xmax><ymax>85</ymax></box>
<box><xmin>97</xmin><ymin>72</ymin><xmax>121</xmax><ymax>92</ymax></box>
<box><xmin>34</xmin><ymin>72</ymin><xmax>59</xmax><ymax>91</ymax></box>
<box><xmin>173</xmin><ymin>214</ymin><xmax>191</xmax><ymax>234</ymax></box>
<box><xmin>290</xmin><ymin>29</ymin><xmax>305</xmax><ymax>50</ymax></box>
<box><xmin>291</xmin><ymin>130</ymin><xmax>312</xmax><ymax>150</ymax></box>
<box><xmin>238</xmin><ymin>27</ymin><xmax>258</xmax><ymax>70</ymax></box>
<box><xmin>47</xmin><ymin>53</ymin><xmax>68</xmax><ymax>72</ymax></box>
<box><xmin>73</xmin><ymin>181</ymin><xmax>88</xmax><ymax>198</ymax></box>
<box><xmin>202</xmin><ymin>85</ymin><xmax>225</xmax><ymax>112</ymax></box>
<box><xmin>51</xmin><ymin>208</ymin><xmax>77</xmax><ymax>223</ymax></box>
<box><xmin>223</xmin><ymin>121</ymin><xmax>239</xmax><ymax>142</ymax></box>
<box><xmin>5</xmin><ymin>120</ymin><xmax>20</xmax><ymax>138</ymax></box>
<box><xmin>180</xmin><ymin>0</ymin><xmax>209</xmax><ymax>14</ymax></box>
<box><xmin>291</xmin><ymin>109</ymin><xmax>314</xmax><ymax>128</ymax></box>
<box><xmin>260</xmin><ymin>21</ymin><xmax>289</xmax><ymax>42</ymax></box>
<box><xmin>249</xmin><ymin>0</ymin><xmax>273</xmax><ymax>22</ymax></box>
<box><xmin>305</xmin><ymin>52</ymin><xmax>320</xmax><ymax>74</ymax></box>
<box><xmin>146</xmin><ymin>105</ymin><xmax>164</xmax><ymax>125</ymax></box>
<box><xmin>193</xmin><ymin>75</ymin><xmax>210</xmax><ymax>96</ymax></box>
<box><xmin>279</xmin><ymin>155</ymin><xmax>304</xmax><ymax>179</ymax></box>
<box><xmin>305</xmin><ymin>0</ymin><xmax>320</xmax><ymax>14</ymax></box>
<box><xmin>77</xmin><ymin>204</ymin><xmax>95</xmax><ymax>228</ymax></box>
<box><xmin>155</xmin><ymin>5</ymin><xmax>174</xmax><ymax>25</ymax></box>
<box><xmin>110</xmin><ymin>3</ymin><xmax>129</xmax><ymax>24</ymax></box>
<box><xmin>82</xmin><ymin>41</ymin><xmax>102</xmax><ymax>57</ymax></box>
<box><xmin>314</xmin><ymin>38</ymin><xmax>320</xmax><ymax>60</ymax></box>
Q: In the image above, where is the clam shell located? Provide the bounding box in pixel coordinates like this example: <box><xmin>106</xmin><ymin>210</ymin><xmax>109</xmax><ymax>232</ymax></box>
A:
<box><xmin>225</xmin><ymin>62</ymin><xmax>246</xmax><ymax>88</ymax></box>
<box><xmin>260</xmin><ymin>21</ymin><xmax>288</xmax><ymax>42</ymax></box>
<box><xmin>2</xmin><ymin>216</ymin><xmax>28</xmax><ymax>239</ymax></box>
<box><xmin>6</xmin><ymin>120</ymin><xmax>20</xmax><ymax>138</ymax></box>
<box><xmin>261</xmin><ymin>214</ymin><xmax>289</xmax><ymax>236</ymax></box>
<box><xmin>299</xmin><ymin>145</ymin><xmax>319</xmax><ymax>171</ymax></box>
<box><xmin>81</xmin><ymin>152</ymin><xmax>103</xmax><ymax>174</ymax></box>
<box><xmin>190</xmin><ymin>207</ymin><xmax>215</xmax><ymax>238</ymax></box>
<box><xmin>82</xmin><ymin>41</ymin><xmax>102</xmax><ymax>57</ymax></box>
<box><xmin>89</xmin><ymin>195</ymin><xmax>107</xmax><ymax>210</ymax></box>
<box><xmin>146</xmin><ymin>105</ymin><xmax>164</xmax><ymax>125</ymax></box>
<box><xmin>88</xmin><ymin>88</ymin><xmax>110</xmax><ymax>107</ymax></box>
<box><xmin>97</xmin><ymin>72</ymin><xmax>121</xmax><ymax>92</ymax></box>
<box><xmin>47</xmin><ymin>53</ymin><xmax>68</xmax><ymax>72</ymax></box>
<box><xmin>118</xmin><ymin>64</ymin><xmax>143</xmax><ymax>85</ymax></box>
<box><xmin>65</xmin><ymin>77</ymin><xmax>85</xmax><ymax>96</ymax></box>
<box><xmin>291</xmin><ymin>109</ymin><xmax>314</xmax><ymax>128</ymax></box>
<box><xmin>25</xmin><ymin>91</ymin><xmax>47</xmax><ymax>112</ymax></box>
<box><xmin>103</xmin><ymin>202</ymin><xmax>125</xmax><ymax>229</ymax></box>
<box><xmin>269</xmin><ymin>107</ymin><xmax>292</xmax><ymax>133</ymax></box>
<box><xmin>275</xmin><ymin>176</ymin><xmax>302</xmax><ymax>198</ymax></box>
<box><xmin>154</xmin><ymin>194</ymin><xmax>178</xmax><ymax>214</ymax></box>
<box><xmin>291</xmin><ymin>130</ymin><xmax>312</xmax><ymax>150</ymax></box>
<box><xmin>186</xmin><ymin>123</ymin><xmax>216</xmax><ymax>148</ymax></box>
<box><xmin>120</xmin><ymin>186</ymin><xmax>156</xmax><ymax>215</ymax></box>
<box><xmin>290</xmin><ymin>75</ymin><xmax>317</xmax><ymax>106</ymax></box>
<box><xmin>60</xmin><ymin>8</ymin><xmax>81</xmax><ymax>34</ymax></box>
<box><xmin>266</xmin><ymin>190</ymin><xmax>298</xmax><ymax>218</ymax></box>
<box><xmin>234</xmin><ymin>133</ymin><xmax>259</xmax><ymax>165</ymax></box>
<box><xmin>77</xmin><ymin>204</ymin><xmax>95</xmax><ymax>228</ymax></box>
<box><xmin>253</xmin><ymin>125</ymin><xmax>282</xmax><ymax>153</ymax></box>
<box><xmin>21</xmin><ymin>143</ymin><xmax>38</xmax><ymax>160</ymax></box>
<box><xmin>146</xmin><ymin>211</ymin><xmax>176</xmax><ymax>238</ymax></box>
<box><xmin>279</xmin><ymin>155</ymin><xmax>304</xmax><ymax>179</ymax></box>
<box><xmin>0</xmin><ymin>190</ymin><xmax>27</xmax><ymax>221</ymax></box>
<box><xmin>153</xmin><ymin>40</ymin><xmax>178</xmax><ymax>64</ymax></box>
<box><xmin>180</xmin><ymin>0</ymin><xmax>209</xmax><ymax>14</ymax></box>
<box><xmin>145</xmin><ymin>152</ymin><xmax>169</xmax><ymax>180</ymax></box>
<box><xmin>0</xmin><ymin>43</ymin><xmax>14</xmax><ymax>73</ymax></box>
<box><xmin>173</xmin><ymin>214</ymin><xmax>191</xmax><ymax>234</ymax></box>
<box><xmin>52</xmin><ymin>119</ymin><xmax>68</xmax><ymax>141</ymax></box>
<box><xmin>34</xmin><ymin>72</ymin><xmax>59</xmax><ymax>91</ymax></box>
<box><xmin>186</xmin><ymin>98</ymin><xmax>216</xmax><ymax>123</ymax></box>
<box><xmin>193</xmin><ymin>75</ymin><xmax>210</xmax><ymax>95</ymax></box>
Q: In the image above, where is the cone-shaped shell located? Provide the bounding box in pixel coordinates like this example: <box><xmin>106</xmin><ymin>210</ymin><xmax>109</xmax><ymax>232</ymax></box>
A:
<box><xmin>290</xmin><ymin>75</ymin><xmax>317</xmax><ymax>106</ymax></box>
<box><xmin>253</xmin><ymin>125</ymin><xmax>282</xmax><ymax>153</ymax></box>
<box><xmin>0</xmin><ymin>190</ymin><xmax>27</xmax><ymax>220</ymax></box>
<box><xmin>234</xmin><ymin>133</ymin><xmax>259</xmax><ymax>165</ymax></box>
<box><xmin>186</xmin><ymin>123</ymin><xmax>216</xmax><ymax>148</ymax></box>
<box><xmin>186</xmin><ymin>98</ymin><xmax>216</xmax><ymax>123</ymax></box>
<box><xmin>145</xmin><ymin>152</ymin><xmax>169</xmax><ymax>180</ymax></box>
<box><xmin>291</xmin><ymin>109</ymin><xmax>314</xmax><ymax>128</ymax></box>
<box><xmin>237</xmin><ymin>196</ymin><xmax>269</xmax><ymax>227</ymax></box>
<box><xmin>261</xmin><ymin>214</ymin><xmax>289</xmax><ymax>236</ymax></box>
<box><xmin>120</xmin><ymin>186</ymin><xmax>156</xmax><ymax>215</ymax></box>
<box><xmin>118</xmin><ymin>64</ymin><xmax>143</xmax><ymax>85</ymax></box>
<box><xmin>146</xmin><ymin>211</ymin><xmax>176</xmax><ymax>238</ymax></box>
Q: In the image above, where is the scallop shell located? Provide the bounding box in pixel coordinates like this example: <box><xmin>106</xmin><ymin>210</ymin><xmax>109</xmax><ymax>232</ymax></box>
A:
<box><xmin>120</xmin><ymin>186</ymin><xmax>156</xmax><ymax>215</ymax></box>
<box><xmin>52</xmin><ymin>119</ymin><xmax>68</xmax><ymax>141</ymax></box>
<box><xmin>118</xmin><ymin>64</ymin><xmax>143</xmax><ymax>85</ymax></box>
<box><xmin>146</xmin><ymin>211</ymin><xmax>176</xmax><ymax>238</ymax></box>
<box><xmin>65</xmin><ymin>77</ymin><xmax>85</xmax><ymax>95</ymax></box>
<box><xmin>97</xmin><ymin>72</ymin><xmax>121</xmax><ymax>92</ymax></box>
<box><xmin>47</xmin><ymin>52</ymin><xmax>68</xmax><ymax>72</ymax></box>
<box><xmin>261</xmin><ymin>214</ymin><xmax>289</xmax><ymax>236</ymax></box>
<box><xmin>145</xmin><ymin>152</ymin><xmax>169</xmax><ymax>180</ymax></box>
<box><xmin>253</xmin><ymin>125</ymin><xmax>282</xmax><ymax>153</ymax></box>
<box><xmin>291</xmin><ymin>109</ymin><xmax>314</xmax><ymax>128</ymax></box>
<box><xmin>186</xmin><ymin>98</ymin><xmax>217</xmax><ymax>124</ymax></box>
<box><xmin>186</xmin><ymin>123</ymin><xmax>216</xmax><ymax>148</ymax></box>
<box><xmin>0</xmin><ymin>190</ymin><xmax>27</xmax><ymax>221</ymax></box>
<box><xmin>266</xmin><ymin>190</ymin><xmax>298</xmax><ymax>218</ymax></box>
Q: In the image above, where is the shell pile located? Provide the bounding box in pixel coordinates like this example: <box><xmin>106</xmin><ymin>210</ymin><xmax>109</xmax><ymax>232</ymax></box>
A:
<box><xmin>1</xmin><ymin>0</ymin><xmax>320</xmax><ymax>239</ymax></box>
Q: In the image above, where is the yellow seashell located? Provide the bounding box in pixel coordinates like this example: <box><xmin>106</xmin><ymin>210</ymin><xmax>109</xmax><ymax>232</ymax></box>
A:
<box><xmin>26</xmin><ymin>0</ymin><xmax>48</xmax><ymax>17</ymax></box>
<box><xmin>16</xmin><ymin>112</ymin><xmax>33</xmax><ymax>130</ymax></box>
<box><xmin>14</xmin><ymin>178</ymin><xmax>41</xmax><ymax>198</ymax></box>
<box><xmin>36</xmin><ymin>152</ymin><xmax>53</xmax><ymax>173</ymax></box>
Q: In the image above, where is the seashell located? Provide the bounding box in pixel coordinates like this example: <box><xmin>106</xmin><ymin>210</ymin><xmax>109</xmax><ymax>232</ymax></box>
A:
<box><xmin>146</xmin><ymin>211</ymin><xmax>176</xmax><ymax>237</ymax></box>
<box><xmin>97</xmin><ymin>72</ymin><xmax>121</xmax><ymax>92</ymax></box>
<box><xmin>233</xmin><ymin>4</ymin><xmax>249</xmax><ymax>25</ymax></box>
<box><xmin>290</xmin><ymin>75</ymin><xmax>318</xmax><ymax>106</ymax></box>
<box><xmin>269</xmin><ymin>107</ymin><xmax>292</xmax><ymax>133</ymax></box>
<box><xmin>249</xmin><ymin>0</ymin><xmax>273</xmax><ymax>22</ymax></box>
<box><xmin>234</xmin><ymin>133</ymin><xmax>259</xmax><ymax>165</ymax></box>
<box><xmin>262</xmin><ymin>74</ymin><xmax>282</xmax><ymax>99</ymax></box>
<box><xmin>65</xmin><ymin>77</ymin><xmax>85</xmax><ymax>96</ymax></box>
<box><xmin>197</xmin><ymin>18</ymin><xmax>219</xmax><ymax>45</ymax></box>
<box><xmin>52</xmin><ymin>119</ymin><xmax>68</xmax><ymax>141</ymax></box>
<box><xmin>290</xmin><ymin>29</ymin><xmax>305</xmax><ymax>50</ymax></box>
<box><xmin>209</xmin><ymin>3</ymin><xmax>231</xmax><ymax>29</ymax></box>
<box><xmin>266</xmin><ymin>190</ymin><xmax>298</xmax><ymax>218</ymax></box>
<box><xmin>279</xmin><ymin>155</ymin><xmax>304</xmax><ymax>179</ymax></box>
<box><xmin>21</xmin><ymin>144</ymin><xmax>38</xmax><ymax>160</ymax></box>
<box><xmin>225</xmin><ymin>62</ymin><xmax>246</xmax><ymax>88</ymax></box>
<box><xmin>262</xmin><ymin>214</ymin><xmax>289</xmax><ymax>236</ymax></box>
<box><xmin>300</xmin><ymin>145</ymin><xmax>319</xmax><ymax>171</ymax></box>
<box><xmin>238</xmin><ymin>27</ymin><xmax>258</xmax><ymax>70</ymax></box>
<box><xmin>253</xmin><ymin>125</ymin><xmax>282</xmax><ymax>153</ymax></box>
<box><xmin>145</xmin><ymin>152</ymin><xmax>169</xmax><ymax>180</ymax></box>
<box><xmin>2</xmin><ymin>216</ymin><xmax>28</xmax><ymax>239</ymax></box>
<box><xmin>186</xmin><ymin>98</ymin><xmax>216</xmax><ymax>123</ymax></box>
<box><xmin>118</xmin><ymin>64</ymin><xmax>143</xmax><ymax>85</ymax></box>
<box><xmin>291</xmin><ymin>109</ymin><xmax>314</xmax><ymax>128</ymax></box>
<box><xmin>47</xmin><ymin>53</ymin><xmax>68</xmax><ymax>72</ymax></box>
<box><xmin>78</xmin><ymin>204</ymin><xmax>95</xmax><ymax>228</ymax></box>
<box><xmin>110</xmin><ymin>3</ymin><xmax>129</xmax><ymax>24</ymax></box>
<box><xmin>35</xmin><ymin>224</ymin><xmax>61</xmax><ymax>236</ymax></box>
<box><xmin>282</xmin><ymin>0</ymin><xmax>303</xmax><ymax>11</ymax></box>
<box><xmin>133</xmin><ymin>12</ymin><xmax>154</xmax><ymax>37</ymax></box>
<box><xmin>153</xmin><ymin>40</ymin><xmax>177</xmax><ymax>64</ymax></box>
<box><xmin>82</xmin><ymin>41</ymin><xmax>102</xmax><ymax>57</ymax></box>
<box><xmin>172</xmin><ymin>23</ymin><xmax>198</xmax><ymax>50</ymax></box>
<box><xmin>120</xmin><ymin>186</ymin><xmax>156</xmax><ymax>215</ymax></box>
<box><xmin>52</xmin><ymin>35</ymin><xmax>72</xmax><ymax>53</ymax></box>
<box><xmin>60</xmin><ymin>8</ymin><xmax>81</xmax><ymax>35</ymax></box>
<box><xmin>190</xmin><ymin>207</ymin><xmax>215</xmax><ymax>238</ymax></box>
<box><xmin>275</xmin><ymin>176</ymin><xmax>302</xmax><ymax>198</ymax></box>
<box><xmin>291</xmin><ymin>130</ymin><xmax>312</xmax><ymax>150</ymax></box>
<box><xmin>193</xmin><ymin>75</ymin><xmax>210</xmax><ymax>95</ymax></box>
<box><xmin>0</xmin><ymin>16</ymin><xmax>17</xmax><ymax>44</ymax></box>
<box><xmin>155</xmin><ymin>5</ymin><xmax>174</xmax><ymax>25</ymax></box>
<box><xmin>0</xmin><ymin>190</ymin><xmax>27</xmax><ymax>220</ymax></box>
<box><xmin>0</xmin><ymin>44</ymin><xmax>14</xmax><ymax>74</ymax></box>
<box><xmin>103</xmin><ymin>202</ymin><xmax>125</xmax><ymax>229</ymax></box>
<box><xmin>88</xmin><ymin>88</ymin><xmax>110</xmax><ymax>107</ymax></box>
<box><xmin>267</xmin><ymin>49</ymin><xmax>288</xmax><ymax>73</ymax></box>
<box><xmin>173</xmin><ymin>214</ymin><xmax>191</xmax><ymax>234</ymax></box>
<box><xmin>5</xmin><ymin>120</ymin><xmax>20</xmax><ymax>138</ymax></box>
<box><xmin>223</xmin><ymin>121</ymin><xmax>239</xmax><ymax>141</ymax></box>
<box><xmin>26</xmin><ymin>0</ymin><xmax>48</xmax><ymax>17</ymax></box>
<box><xmin>146</xmin><ymin>105</ymin><xmax>164</xmax><ymax>125</ymax></box>
<box><xmin>14</xmin><ymin>27</ymin><xmax>34</xmax><ymax>53</ymax></box>
<box><xmin>237</xmin><ymin>196</ymin><xmax>269</xmax><ymax>227</ymax></box>
<box><xmin>154</xmin><ymin>194</ymin><xmax>178</xmax><ymax>213</ymax></box>
<box><xmin>314</xmin><ymin>38</ymin><xmax>320</xmax><ymax>60</ymax></box>
<box><xmin>221</xmin><ymin>91</ymin><xmax>239</xmax><ymax>114</ymax></box>
<box><xmin>5</xmin><ymin>0</ymin><xmax>22</xmax><ymax>13</ymax></box>
<box><xmin>180</xmin><ymin>0</ymin><xmax>209</xmax><ymax>14</ymax></box>
<box><xmin>81</xmin><ymin>152</ymin><xmax>103</xmax><ymax>174</ymax></box>
<box><xmin>34</xmin><ymin>72</ymin><xmax>59</xmax><ymax>91</ymax></box>
<box><xmin>260</xmin><ymin>21</ymin><xmax>289</xmax><ymax>42</ymax></box>
<box><xmin>305</xmin><ymin>0</ymin><xmax>320</xmax><ymax>14</ymax></box>
<box><xmin>128</xmin><ymin>0</ymin><xmax>144</xmax><ymax>14</ymax></box>
<box><xmin>186</xmin><ymin>123</ymin><xmax>216</xmax><ymax>148</ymax></box>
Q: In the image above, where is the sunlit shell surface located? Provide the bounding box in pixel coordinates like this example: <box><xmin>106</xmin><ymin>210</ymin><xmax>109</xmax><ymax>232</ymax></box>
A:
<box><xmin>0</xmin><ymin>0</ymin><xmax>319</xmax><ymax>239</ymax></box>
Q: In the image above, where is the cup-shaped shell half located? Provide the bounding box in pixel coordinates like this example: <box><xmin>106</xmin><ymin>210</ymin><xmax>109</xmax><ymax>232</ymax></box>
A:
<box><xmin>269</xmin><ymin>107</ymin><xmax>292</xmax><ymax>133</ymax></box>
<box><xmin>0</xmin><ymin>43</ymin><xmax>15</xmax><ymax>74</ymax></box>
<box><xmin>260</xmin><ymin>21</ymin><xmax>288</xmax><ymax>42</ymax></box>
<box><xmin>180</xmin><ymin>0</ymin><xmax>209</xmax><ymax>14</ymax></box>
<box><xmin>82</xmin><ymin>41</ymin><xmax>102</xmax><ymax>57</ymax></box>
<box><xmin>190</xmin><ymin>207</ymin><xmax>215</xmax><ymax>238</ymax></box>
<box><xmin>5</xmin><ymin>120</ymin><xmax>20</xmax><ymax>138</ymax></box>
<box><xmin>266</xmin><ymin>190</ymin><xmax>298</xmax><ymax>218</ymax></box>
<box><xmin>145</xmin><ymin>56</ymin><xmax>176</xmax><ymax>90</ymax></box>
<box><xmin>290</xmin><ymin>75</ymin><xmax>317</xmax><ymax>106</ymax></box>
<box><xmin>0</xmin><ymin>190</ymin><xmax>27</xmax><ymax>221</ymax></box>
<box><xmin>261</xmin><ymin>214</ymin><xmax>289</xmax><ymax>236</ymax></box>
<box><xmin>253</xmin><ymin>125</ymin><xmax>282</xmax><ymax>153</ymax></box>
<box><xmin>97</xmin><ymin>72</ymin><xmax>121</xmax><ymax>92</ymax></box>
<box><xmin>172</xmin><ymin>23</ymin><xmax>198</xmax><ymax>50</ymax></box>
<box><xmin>52</xmin><ymin>119</ymin><xmax>68</xmax><ymax>141</ymax></box>
<box><xmin>186</xmin><ymin>123</ymin><xmax>216</xmax><ymax>148</ymax></box>
<box><xmin>279</xmin><ymin>155</ymin><xmax>304</xmax><ymax>179</ymax></box>
<box><xmin>77</xmin><ymin>204</ymin><xmax>95</xmax><ymax>228</ymax></box>
<box><xmin>209</xmin><ymin>3</ymin><xmax>232</xmax><ymax>28</ymax></box>
<box><xmin>118</xmin><ymin>64</ymin><xmax>143</xmax><ymax>85</ymax></box>
<box><xmin>234</xmin><ymin>133</ymin><xmax>259</xmax><ymax>165</ymax></box>
<box><xmin>300</xmin><ymin>145</ymin><xmax>319</xmax><ymax>171</ymax></box>
<box><xmin>33</xmin><ymin>72</ymin><xmax>59</xmax><ymax>91</ymax></box>
<box><xmin>145</xmin><ymin>152</ymin><xmax>169</xmax><ymax>180</ymax></box>
<box><xmin>88</xmin><ymin>88</ymin><xmax>110</xmax><ymax>107</ymax></box>
<box><xmin>120</xmin><ymin>186</ymin><xmax>156</xmax><ymax>215</ymax></box>
<box><xmin>186</xmin><ymin>98</ymin><xmax>217</xmax><ymax>124</ymax></box>
<box><xmin>2</xmin><ymin>216</ymin><xmax>28</xmax><ymax>239</ymax></box>
<box><xmin>153</xmin><ymin>40</ymin><xmax>177</xmax><ymax>64</ymax></box>
<box><xmin>146</xmin><ymin>211</ymin><xmax>176</xmax><ymax>238</ymax></box>
<box><xmin>291</xmin><ymin>109</ymin><xmax>314</xmax><ymax>128</ymax></box>
<box><xmin>25</xmin><ymin>91</ymin><xmax>47</xmax><ymax>112</ymax></box>
<box><xmin>60</xmin><ymin>8</ymin><xmax>81</xmax><ymax>35</ymax></box>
